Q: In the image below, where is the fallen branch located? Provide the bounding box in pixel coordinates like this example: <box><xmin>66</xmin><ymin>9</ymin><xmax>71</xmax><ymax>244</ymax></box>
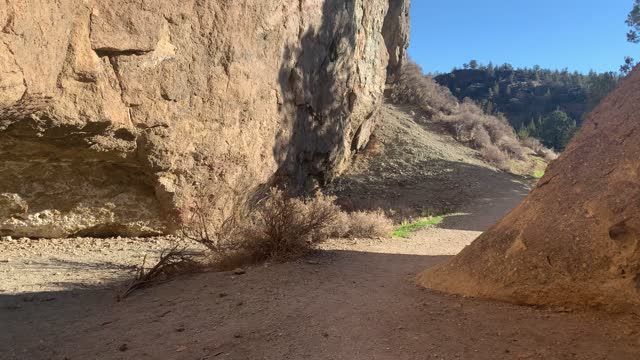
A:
<box><xmin>118</xmin><ymin>247</ymin><xmax>198</xmax><ymax>300</ymax></box>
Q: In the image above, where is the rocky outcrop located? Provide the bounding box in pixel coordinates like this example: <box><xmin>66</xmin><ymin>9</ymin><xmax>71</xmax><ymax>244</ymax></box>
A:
<box><xmin>0</xmin><ymin>0</ymin><xmax>410</xmax><ymax>238</ymax></box>
<box><xmin>420</xmin><ymin>67</ymin><xmax>640</xmax><ymax>314</ymax></box>
<box><xmin>382</xmin><ymin>0</ymin><xmax>410</xmax><ymax>81</ymax></box>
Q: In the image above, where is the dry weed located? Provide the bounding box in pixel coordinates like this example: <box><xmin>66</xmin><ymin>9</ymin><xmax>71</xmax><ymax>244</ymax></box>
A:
<box><xmin>345</xmin><ymin>210</ymin><xmax>394</xmax><ymax>238</ymax></box>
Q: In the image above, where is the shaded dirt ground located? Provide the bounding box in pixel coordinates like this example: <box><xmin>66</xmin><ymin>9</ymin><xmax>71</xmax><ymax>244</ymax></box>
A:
<box><xmin>3</xmin><ymin>239</ymin><xmax>640</xmax><ymax>359</ymax></box>
<box><xmin>2</xmin><ymin>104</ymin><xmax>639</xmax><ymax>359</ymax></box>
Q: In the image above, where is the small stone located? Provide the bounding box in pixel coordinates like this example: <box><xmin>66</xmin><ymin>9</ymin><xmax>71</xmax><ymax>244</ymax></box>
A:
<box><xmin>1</xmin><ymin>236</ymin><xmax>12</xmax><ymax>241</ymax></box>
<box><xmin>233</xmin><ymin>268</ymin><xmax>246</xmax><ymax>275</ymax></box>
<box><xmin>233</xmin><ymin>333</ymin><xmax>242</xmax><ymax>339</ymax></box>
<box><xmin>218</xmin><ymin>292</ymin><xmax>228</xmax><ymax>298</ymax></box>
<box><xmin>321</xmin><ymin>331</ymin><xmax>329</xmax><ymax>338</ymax></box>
<box><xmin>119</xmin><ymin>344</ymin><xmax>128</xmax><ymax>352</ymax></box>
<box><xmin>175</xmin><ymin>325</ymin><xmax>185</xmax><ymax>332</ymax></box>
<box><xmin>176</xmin><ymin>345</ymin><xmax>187</xmax><ymax>352</ymax></box>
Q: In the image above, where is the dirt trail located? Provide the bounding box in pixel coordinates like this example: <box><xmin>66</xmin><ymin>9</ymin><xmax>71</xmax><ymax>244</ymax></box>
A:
<box><xmin>2</xmin><ymin>104</ymin><xmax>639</xmax><ymax>359</ymax></box>
<box><xmin>2</xmin><ymin>181</ymin><xmax>639</xmax><ymax>359</ymax></box>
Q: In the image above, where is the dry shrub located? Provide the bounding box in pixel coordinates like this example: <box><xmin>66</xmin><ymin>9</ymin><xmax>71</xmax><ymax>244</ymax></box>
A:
<box><xmin>541</xmin><ymin>148</ymin><xmax>558</xmax><ymax>162</ymax></box>
<box><xmin>498</xmin><ymin>136</ymin><xmax>528</xmax><ymax>160</ymax></box>
<box><xmin>344</xmin><ymin>210</ymin><xmax>394</xmax><ymax>238</ymax></box>
<box><xmin>182</xmin><ymin>185</ymin><xmax>396</xmax><ymax>265</ymax></box>
<box><xmin>481</xmin><ymin>144</ymin><xmax>508</xmax><ymax>165</ymax></box>
<box><xmin>522</xmin><ymin>136</ymin><xmax>544</xmax><ymax>153</ymax></box>
<box><xmin>180</xmin><ymin>181</ymin><xmax>247</xmax><ymax>256</ymax></box>
<box><xmin>390</xmin><ymin>60</ymin><xmax>558</xmax><ymax>169</ymax></box>
<box><xmin>242</xmin><ymin>189</ymin><xmax>341</xmax><ymax>261</ymax></box>
<box><xmin>327</xmin><ymin>211</ymin><xmax>352</xmax><ymax>238</ymax></box>
<box><xmin>390</xmin><ymin>61</ymin><xmax>458</xmax><ymax>116</ymax></box>
<box><xmin>471</xmin><ymin>124</ymin><xmax>491</xmax><ymax>148</ymax></box>
<box><xmin>523</xmin><ymin>137</ymin><xmax>558</xmax><ymax>161</ymax></box>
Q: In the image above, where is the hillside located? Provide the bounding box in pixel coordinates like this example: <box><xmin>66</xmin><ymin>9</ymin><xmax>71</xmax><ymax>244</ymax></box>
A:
<box><xmin>328</xmin><ymin>102</ymin><xmax>540</xmax><ymax>219</ymax></box>
<box><xmin>435</xmin><ymin>65</ymin><xmax>620</xmax><ymax>150</ymax></box>
<box><xmin>421</xmin><ymin>66</ymin><xmax>640</xmax><ymax>314</ymax></box>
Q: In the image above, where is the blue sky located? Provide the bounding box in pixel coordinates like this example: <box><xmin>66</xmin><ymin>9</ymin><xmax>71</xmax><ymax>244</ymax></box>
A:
<box><xmin>409</xmin><ymin>0</ymin><xmax>638</xmax><ymax>74</ymax></box>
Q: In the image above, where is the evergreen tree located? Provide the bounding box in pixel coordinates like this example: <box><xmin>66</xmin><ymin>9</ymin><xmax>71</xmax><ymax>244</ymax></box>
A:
<box><xmin>517</xmin><ymin>124</ymin><xmax>530</xmax><ymax>139</ymax></box>
<box><xmin>527</xmin><ymin>119</ymin><xmax>537</xmax><ymax>136</ymax></box>
<box><xmin>620</xmin><ymin>56</ymin><xmax>637</xmax><ymax>75</ymax></box>
<box><xmin>626</xmin><ymin>0</ymin><xmax>640</xmax><ymax>43</ymax></box>
<box><xmin>540</xmin><ymin>110</ymin><xmax>577</xmax><ymax>150</ymax></box>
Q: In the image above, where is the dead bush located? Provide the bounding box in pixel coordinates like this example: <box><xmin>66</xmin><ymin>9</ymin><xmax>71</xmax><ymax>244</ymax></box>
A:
<box><xmin>522</xmin><ymin>136</ymin><xmax>544</xmax><ymax>153</ymax></box>
<box><xmin>541</xmin><ymin>148</ymin><xmax>559</xmax><ymax>162</ymax></box>
<box><xmin>243</xmin><ymin>189</ymin><xmax>341</xmax><ymax>261</ymax></box>
<box><xmin>181</xmin><ymin>184</ymin><xmax>396</xmax><ymax>265</ymax></box>
<box><xmin>471</xmin><ymin>125</ymin><xmax>491</xmax><ymax>149</ymax></box>
<box><xmin>345</xmin><ymin>210</ymin><xmax>394</xmax><ymax>238</ymax></box>
<box><xmin>481</xmin><ymin>144</ymin><xmax>509</xmax><ymax>166</ymax></box>
<box><xmin>327</xmin><ymin>211</ymin><xmax>352</xmax><ymax>238</ymax></box>
<box><xmin>390</xmin><ymin>60</ymin><xmax>458</xmax><ymax>116</ymax></box>
<box><xmin>498</xmin><ymin>136</ymin><xmax>528</xmax><ymax>160</ymax></box>
<box><xmin>180</xmin><ymin>181</ymin><xmax>249</xmax><ymax>256</ymax></box>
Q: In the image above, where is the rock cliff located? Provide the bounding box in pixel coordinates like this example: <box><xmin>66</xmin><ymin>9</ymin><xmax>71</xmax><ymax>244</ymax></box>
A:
<box><xmin>0</xmin><ymin>0</ymin><xmax>410</xmax><ymax>238</ymax></box>
<box><xmin>420</xmin><ymin>67</ymin><xmax>640</xmax><ymax>314</ymax></box>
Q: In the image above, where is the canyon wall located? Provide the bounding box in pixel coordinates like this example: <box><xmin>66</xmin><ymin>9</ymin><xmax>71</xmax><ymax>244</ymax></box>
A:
<box><xmin>420</xmin><ymin>67</ymin><xmax>640</xmax><ymax>314</ymax></box>
<box><xmin>0</xmin><ymin>0</ymin><xmax>410</xmax><ymax>238</ymax></box>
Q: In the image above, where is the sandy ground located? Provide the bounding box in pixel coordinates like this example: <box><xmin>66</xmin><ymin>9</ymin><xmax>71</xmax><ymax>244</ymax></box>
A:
<box><xmin>2</xmin><ymin>181</ymin><xmax>639</xmax><ymax>360</ymax></box>
<box><xmin>2</xmin><ymin>104</ymin><xmax>639</xmax><ymax>359</ymax></box>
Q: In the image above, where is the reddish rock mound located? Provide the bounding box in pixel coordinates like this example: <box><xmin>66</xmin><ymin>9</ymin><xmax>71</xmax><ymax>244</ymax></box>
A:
<box><xmin>419</xmin><ymin>67</ymin><xmax>640</xmax><ymax>314</ymax></box>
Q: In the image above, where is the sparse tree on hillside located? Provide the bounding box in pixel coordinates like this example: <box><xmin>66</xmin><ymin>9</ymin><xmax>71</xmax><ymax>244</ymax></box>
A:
<box><xmin>586</xmin><ymin>71</ymin><xmax>619</xmax><ymax>111</ymax></box>
<box><xmin>469</xmin><ymin>60</ymin><xmax>479</xmax><ymax>69</ymax></box>
<box><xmin>626</xmin><ymin>0</ymin><xmax>640</xmax><ymax>43</ymax></box>
<box><xmin>620</xmin><ymin>56</ymin><xmax>637</xmax><ymax>75</ymax></box>
<box><xmin>540</xmin><ymin>110</ymin><xmax>577</xmax><ymax>150</ymax></box>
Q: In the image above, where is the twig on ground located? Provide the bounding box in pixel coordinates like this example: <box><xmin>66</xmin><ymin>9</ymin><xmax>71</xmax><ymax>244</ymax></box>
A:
<box><xmin>118</xmin><ymin>246</ymin><xmax>198</xmax><ymax>300</ymax></box>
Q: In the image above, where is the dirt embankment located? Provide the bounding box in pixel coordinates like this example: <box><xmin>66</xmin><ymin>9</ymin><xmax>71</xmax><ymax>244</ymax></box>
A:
<box><xmin>420</xmin><ymin>67</ymin><xmax>640</xmax><ymax>314</ymax></box>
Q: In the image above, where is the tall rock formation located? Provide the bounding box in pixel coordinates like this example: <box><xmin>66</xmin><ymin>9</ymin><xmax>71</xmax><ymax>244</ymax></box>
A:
<box><xmin>420</xmin><ymin>67</ymin><xmax>640</xmax><ymax>314</ymax></box>
<box><xmin>0</xmin><ymin>0</ymin><xmax>410</xmax><ymax>238</ymax></box>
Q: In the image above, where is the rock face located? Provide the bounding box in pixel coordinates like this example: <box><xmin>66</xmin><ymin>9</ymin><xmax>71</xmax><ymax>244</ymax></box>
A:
<box><xmin>0</xmin><ymin>0</ymin><xmax>410</xmax><ymax>238</ymax></box>
<box><xmin>420</xmin><ymin>67</ymin><xmax>640</xmax><ymax>314</ymax></box>
<box><xmin>382</xmin><ymin>0</ymin><xmax>410</xmax><ymax>81</ymax></box>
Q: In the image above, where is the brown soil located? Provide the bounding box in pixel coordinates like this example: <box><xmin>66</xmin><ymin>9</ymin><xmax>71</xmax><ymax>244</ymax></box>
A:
<box><xmin>2</xmin><ymin>103</ymin><xmax>639</xmax><ymax>359</ymax></box>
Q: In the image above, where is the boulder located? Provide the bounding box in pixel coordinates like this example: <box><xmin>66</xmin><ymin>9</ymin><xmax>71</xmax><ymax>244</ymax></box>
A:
<box><xmin>0</xmin><ymin>0</ymin><xmax>410</xmax><ymax>238</ymax></box>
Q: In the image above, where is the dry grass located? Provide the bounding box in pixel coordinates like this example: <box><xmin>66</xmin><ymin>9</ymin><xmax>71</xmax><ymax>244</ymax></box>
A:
<box><xmin>343</xmin><ymin>210</ymin><xmax>394</xmax><ymax>238</ymax></box>
<box><xmin>390</xmin><ymin>60</ymin><xmax>556</xmax><ymax>169</ymax></box>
